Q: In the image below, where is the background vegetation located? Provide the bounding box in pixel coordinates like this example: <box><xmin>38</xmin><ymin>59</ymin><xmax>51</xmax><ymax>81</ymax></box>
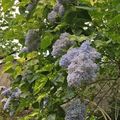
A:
<box><xmin>0</xmin><ymin>0</ymin><xmax>120</xmax><ymax>119</ymax></box>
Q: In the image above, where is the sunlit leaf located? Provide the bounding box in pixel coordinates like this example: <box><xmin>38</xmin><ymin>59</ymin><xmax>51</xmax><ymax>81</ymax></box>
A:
<box><xmin>40</xmin><ymin>33</ymin><xmax>54</xmax><ymax>49</ymax></box>
<box><xmin>2</xmin><ymin>0</ymin><xmax>14</xmax><ymax>13</ymax></box>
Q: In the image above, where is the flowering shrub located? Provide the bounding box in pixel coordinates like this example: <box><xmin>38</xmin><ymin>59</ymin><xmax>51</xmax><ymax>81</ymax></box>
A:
<box><xmin>1</xmin><ymin>0</ymin><xmax>120</xmax><ymax>119</ymax></box>
<box><xmin>51</xmin><ymin>32</ymin><xmax>75</xmax><ymax>57</ymax></box>
<box><xmin>63</xmin><ymin>99</ymin><xmax>86</xmax><ymax>120</ymax></box>
<box><xmin>0</xmin><ymin>87</ymin><xmax>21</xmax><ymax>116</ymax></box>
<box><xmin>21</xmin><ymin>29</ymin><xmax>40</xmax><ymax>52</ymax></box>
<box><xmin>59</xmin><ymin>41</ymin><xmax>100</xmax><ymax>87</ymax></box>
<box><xmin>48</xmin><ymin>2</ymin><xmax>65</xmax><ymax>23</ymax></box>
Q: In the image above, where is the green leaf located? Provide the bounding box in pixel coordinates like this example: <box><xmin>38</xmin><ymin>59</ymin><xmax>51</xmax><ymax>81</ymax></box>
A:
<box><xmin>19</xmin><ymin>111</ymin><xmax>38</xmax><ymax>120</ymax></box>
<box><xmin>94</xmin><ymin>40</ymin><xmax>107</xmax><ymax>48</ymax></box>
<box><xmin>13</xmin><ymin>66</ymin><xmax>22</xmax><ymax>79</ymax></box>
<box><xmin>2</xmin><ymin>0</ymin><xmax>14</xmax><ymax>13</ymax></box>
<box><xmin>109</xmin><ymin>14</ymin><xmax>120</xmax><ymax>25</ymax></box>
<box><xmin>17</xmin><ymin>0</ymin><xmax>30</xmax><ymax>7</ymax></box>
<box><xmin>34</xmin><ymin>75</ymin><xmax>48</xmax><ymax>94</ymax></box>
<box><xmin>3</xmin><ymin>30</ymin><xmax>15</xmax><ymax>40</ymax></box>
<box><xmin>75</xmin><ymin>6</ymin><xmax>96</xmax><ymax>11</ymax></box>
<box><xmin>40</xmin><ymin>33</ymin><xmax>54</xmax><ymax>49</ymax></box>
<box><xmin>90</xmin><ymin>115</ymin><xmax>97</xmax><ymax>120</ymax></box>
<box><xmin>36</xmin><ymin>64</ymin><xmax>53</xmax><ymax>73</ymax></box>
<box><xmin>27</xmin><ymin>51</ymin><xmax>38</xmax><ymax>60</ymax></box>
<box><xmin>70</xmin><ymin>34</ymin><xmax>88</xmax><ymax>42</ymax></box>
<box><xmin>47</xmin><ymin>114</ymin><xmax>56</xmax><ymax>120</ymax></box>
<box><xmin>37</xmin><ymin>92</ymin><xmax>47</xmax><ymax>102</ymax></box>
<box><xmin>4</xmin><ymin>55</ymin><xmax>14</xmax><ymax>62</ymax></box>
<box><xmin>53</xmin><ymin>23</ymin><xmax>68</xmax><ymax>32</ymax></box>
<box><xmin>1</xmin><ymin>61</ymin><xmax>13</xmax><ymax>74</ymax></box>
<box><xmin>116</xmin><ymin>4</ymin><xmax>120</xmax><ymax>12</ymax></box>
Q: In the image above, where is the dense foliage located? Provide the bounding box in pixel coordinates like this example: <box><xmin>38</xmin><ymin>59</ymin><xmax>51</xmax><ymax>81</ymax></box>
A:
<box><xmin>0</xmin><ymin>0</ymin><xmax>120</xmax><ymax>119</ymax></box>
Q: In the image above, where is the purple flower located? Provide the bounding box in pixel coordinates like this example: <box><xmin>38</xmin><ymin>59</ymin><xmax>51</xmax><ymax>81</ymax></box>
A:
<box><xmin>48</xmin><ymin>2</ymin><xmax>65</xmax><ymax>23</ymax></box>
<box><xmin>11</xmin><ymin>88</ymin><xmax>21</xmax><ymax>98</ymax></box>
<box><xmin>59</xmin><ymin>48</ymin><xmax>79</xmax><ymax>67</ymax></box>
<box><xmin>53</xmin><ymin>3</ymin><xmax>65</xmax><ymax>16</ymax></box>
<box><xmin>80</xmin><ymin>41</ymin><xmax>101</xmax><ymax>60</ymax></box>
<box><xmin>26</xmin><ymin>0</ymin><xmax>37</xmax><ymax>12</ymax></box>
<box><xmin>48</xmin><ymin>10</ymin><xmax>58</xmax><ymax>23</ymax></box>
<box><xmin>25</xmin><ymin>29</ymin><xmax>39</xmax><ymax>52</ymax></box>
<box><xmin>52</xmin><ymin>32</ymin><xmax>75</xmax><ymax>57</ymax></box>
<box><xmin>63</xmin><ymin>99</ymin><xmax>86</xmax><ymax>120</ymax></box>
<box><xmin>1</xmin><ymin>87</ymin><xmax>12</xmax><ymax>97</ymax></box>
<box><xmin>26</xmin><ymin>3</ymin><xmax>34</xmax><ymax>12</ymax></box>
<box><xmin>20</xmin><ymin>47</ymin><xmax>29</xmax><ymax>53</ymax></box>
<box><xmin>59</xmin><ymin>40</ymin><xmax>101</xmax><ymax>87</ymax></box>
<box><xmin>1</xmin><ymin>98</ymin><xmax>7</xmax><ymax>104</ymax></box>
<box><xmin>3</xmin><ymin>97</ymin><xmax>11</xmax><ymax>110</ymax></box>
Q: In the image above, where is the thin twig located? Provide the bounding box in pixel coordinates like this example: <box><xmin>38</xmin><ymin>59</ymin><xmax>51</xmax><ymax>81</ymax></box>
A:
<box><xmin>93</xmin><ymin>79</ymin><xmax>118</xmax><ymax>114</ymax></box>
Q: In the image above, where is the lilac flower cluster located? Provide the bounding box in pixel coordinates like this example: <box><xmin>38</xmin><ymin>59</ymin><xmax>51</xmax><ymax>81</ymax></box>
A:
<box><xmin>51</xmin><ymin>32</ymin><xmax>75</xmax><ymax>57</ymax></box>
<box><xmin>0</xmin><ymin>87</ymin><xmax>21</xmax><ymax>115</ymax></box>
<box><xmin>26</xmin><ymin>0</ymin><xmax>38</xmax><ymax>12</ymax></box>
<box><xmin>48</xmin><ymin>0</ymin><xmax>76</xmax><ymax>23</ymax></box>
<box><xmin>48</xmin><ymin>2</ymin><xmax>65</xmax><ymax>23</ymax></box>
<box><xmin>63</xmin><ymin>99</ymin><xmax>86</xmax><ymax>120</ymax></box>
<box><xmin>21</xmin><ymin>29</ymin><xmax>39</xmax><ymax>53</ymax></box>
<box><xmin>59</xmin><ymin>48</ymin><xmax>79</xmax><ymax>67</ymax></box>
<box><xmin>59</xmin><ymin>41</ymin><xmax>101</xmax><ymax>87</ymax></box>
